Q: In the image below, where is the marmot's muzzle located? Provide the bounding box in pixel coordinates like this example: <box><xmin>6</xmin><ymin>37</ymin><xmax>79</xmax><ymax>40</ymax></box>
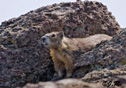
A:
<box><xmin>41</xmin><ymin>36</ymin><xmax>50</xmax><ymax>47</ymax></box>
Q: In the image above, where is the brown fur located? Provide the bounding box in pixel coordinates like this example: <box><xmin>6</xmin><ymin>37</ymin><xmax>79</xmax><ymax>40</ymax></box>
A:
<box><xmin>41</xmin><ymin>31</ymin><xmax>112</xmax><ymax>78</ymax></box>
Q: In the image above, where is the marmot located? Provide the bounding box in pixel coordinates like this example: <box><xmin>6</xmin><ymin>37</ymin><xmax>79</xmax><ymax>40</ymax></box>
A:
<box><xmin>41</xmin><ymin>31</ymin><xmax>112</xmax><ymax>78</ymax></box>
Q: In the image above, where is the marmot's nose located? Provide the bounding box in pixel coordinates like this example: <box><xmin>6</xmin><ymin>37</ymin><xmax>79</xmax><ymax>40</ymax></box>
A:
<box><xmin>41</xmin><ymin>36</ymin><xmax>46</xmax><ymax>42</ymax></box>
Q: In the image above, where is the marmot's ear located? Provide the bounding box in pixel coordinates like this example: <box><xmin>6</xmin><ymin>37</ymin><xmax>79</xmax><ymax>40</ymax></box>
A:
<box><xmin>58</xmin><ymin>31</ymin><xmax>64</xmax><ymax>39</ymax></box>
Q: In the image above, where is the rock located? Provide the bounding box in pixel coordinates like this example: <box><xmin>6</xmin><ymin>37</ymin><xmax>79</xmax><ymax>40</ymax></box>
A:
<box><xmin>0</xmin><ymin>0</ymin><xmax>122</xmax><ymax>88</ymax></box>
<box><xmin>82</xmin><ymin>65</ymin><xmax>126</xmax><ymax>82</ymax></box>
<box><xmin>19</xmin><ymin>74</ymin><xmax>126</xmax><ymax>88</ymax></box>
<box><xmin>19</xmin><ymin>65</ymin><xmax>126</xmax><ymax>88</ymax></box>
<box><xmin>18</xmin><ymin>79</ymin><xmax>98</xmax><ymax>88</ymax></box>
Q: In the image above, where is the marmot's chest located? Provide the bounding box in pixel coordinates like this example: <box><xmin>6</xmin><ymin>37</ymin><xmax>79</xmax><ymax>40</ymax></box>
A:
<box><xmin>52</xmin><ymin>49</ymin><xmax>71</xmax><ymax>61</ymax></box>
<box><xmin>53</xmin><ymin>50</ymin><xmax>67</xmax><ymax>62</ymax></box>
<box><xmin>56</xmin><ymin>52</ymin><xmax>63</xmax><ymax>60</ymax></box>
<box><xmin>51</xmin><ymin>48</ymin><xmax>75</xmax><ymax>61</ymax></box>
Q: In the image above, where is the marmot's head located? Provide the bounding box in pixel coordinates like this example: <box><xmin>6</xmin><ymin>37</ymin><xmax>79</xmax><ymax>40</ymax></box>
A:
<box><xmin>41</xmin><ymin>31</ymin><xmax>64</xmax><ymax>48</ymax></box>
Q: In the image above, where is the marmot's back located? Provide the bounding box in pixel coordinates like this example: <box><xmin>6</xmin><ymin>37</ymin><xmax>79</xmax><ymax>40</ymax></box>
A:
<box><xmin>83</xmin><ymin>34</ymin><xmax>112</xmax><ymax>48</ymax></box>
<box><xmin>62</xmin><ymin>34</ymin><xmax>112</xmax><ymax>52</ymax></box>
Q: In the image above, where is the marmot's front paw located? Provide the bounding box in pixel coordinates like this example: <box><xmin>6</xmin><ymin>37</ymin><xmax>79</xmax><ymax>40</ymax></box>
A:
<box><xmin>66</xmin><ymin>74</ymin><xmax>72</xmax><ymax>78</ymax></box>
<box><xmin>51</xmin><ymin>76</ymin><xmax>63</xmax><ymax>81</ymax></box>
<box><xmin>65</xmin><ymin>71</ymin><xmax>73</xmax><ymax>78</ymax></box>
<box><xmin>50</xmin><ymin>73</ymin><xmax>63</xmax><ymax>81</ymax></box>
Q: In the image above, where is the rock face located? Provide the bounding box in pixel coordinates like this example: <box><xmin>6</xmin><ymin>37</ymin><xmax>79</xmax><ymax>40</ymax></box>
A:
<box><xmin>83</xmin><ymin>65</ymin><xmax>126</xmax><ymax>83</ymax></box>
<box><xmin>0</xmin><ymin>0</ymin><xmax>122</xmax><ymax>88</ymax></box>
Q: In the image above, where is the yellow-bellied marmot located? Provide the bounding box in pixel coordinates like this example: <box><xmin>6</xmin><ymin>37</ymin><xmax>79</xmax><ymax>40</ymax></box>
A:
<box><xmin>41</xmin><ymin>31</ymin><xmax>112</xmax><ymax>78</ymax></box>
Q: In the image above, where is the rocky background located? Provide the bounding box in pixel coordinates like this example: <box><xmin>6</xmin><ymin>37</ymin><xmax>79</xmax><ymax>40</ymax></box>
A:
<box><xmin>0</xmin><ymin>0</ymin><xmax>125</xmax><ymax>88</ymax></box>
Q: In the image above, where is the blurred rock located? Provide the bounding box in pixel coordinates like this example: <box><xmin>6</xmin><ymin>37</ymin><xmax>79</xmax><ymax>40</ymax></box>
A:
<box><xmin>19</xmin><ymin>65</ymin><xmax>126</xmax><ymax>88</ymax></box>
<box><xmin>83</xmin><ymin>65</ymin><xmax>126</xmax><ymax>82</ymax></box>
<box><xmin>19</xmin><ymin>73</ymin><xmax>126</xmax><ymax>88</ymax></box>
<box><xmin>0</xmin><ymin>0</ymin><xmax>122</xmax><ymax>88</ymax></box>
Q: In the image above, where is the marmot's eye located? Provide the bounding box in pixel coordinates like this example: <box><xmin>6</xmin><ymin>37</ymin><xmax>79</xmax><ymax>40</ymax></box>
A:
<box><xmin>51</xmin><ymin>34</ymin><xmax>55</xmax><ymax>37</ymax></box>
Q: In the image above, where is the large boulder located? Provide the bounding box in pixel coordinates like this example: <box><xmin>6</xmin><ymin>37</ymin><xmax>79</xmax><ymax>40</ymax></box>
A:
<box><xmin>0</xmin><ymin>0</ymin><xmax>121</xmax><ymax>87</ymax></box>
